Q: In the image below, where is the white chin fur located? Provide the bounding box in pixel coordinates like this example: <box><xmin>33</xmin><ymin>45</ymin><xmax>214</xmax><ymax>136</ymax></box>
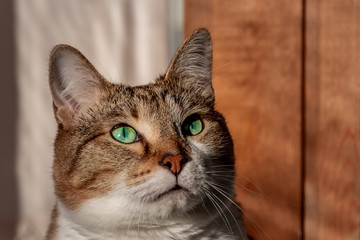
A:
<box><xmin>62</xmin><ymin>164</ymin><xmax>205</xmax><ymax>232</ymax></box>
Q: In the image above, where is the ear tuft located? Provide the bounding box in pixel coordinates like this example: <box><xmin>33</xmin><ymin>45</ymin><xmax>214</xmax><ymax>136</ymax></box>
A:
<box><xmin>49</xmin><ymin>44</ymin><xmax>107</xmax><ymax>126</ymax></box>
<box><xmin>165</xmin><ymin>28</ymin><xmax>213</xmax><ymax>90</ymax></box>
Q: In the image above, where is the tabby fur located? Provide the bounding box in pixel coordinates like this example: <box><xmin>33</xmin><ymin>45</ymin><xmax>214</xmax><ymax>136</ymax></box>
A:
<box><xmin>46</xmin><ymin>29</ymin><xmax>248</xmax><ymax>240</ymax></box>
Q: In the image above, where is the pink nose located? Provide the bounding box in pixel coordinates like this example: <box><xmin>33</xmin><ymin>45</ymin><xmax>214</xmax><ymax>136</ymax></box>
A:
<box><xmin>160</xmin><ymin>155</ymin><xmax>188</xmax><ymax>175</ymax></box>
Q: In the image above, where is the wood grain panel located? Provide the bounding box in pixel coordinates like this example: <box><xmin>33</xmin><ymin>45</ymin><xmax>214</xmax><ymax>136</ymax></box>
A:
<box><xmin>304</xmin><ymin>0</ymin><xmax>360</xmax><ymax>239</ymax></box>
<box><xmin>186</xmin><ymin>1</ymin><xmax>302</xmax><ymax>239</ymax></box>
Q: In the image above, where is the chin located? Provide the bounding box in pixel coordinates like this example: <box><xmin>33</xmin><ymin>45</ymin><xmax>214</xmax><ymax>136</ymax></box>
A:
<box><xmin>144</xmin><ymin>188</ymin><xmax>199</xmax><ymax>219</ymax></box>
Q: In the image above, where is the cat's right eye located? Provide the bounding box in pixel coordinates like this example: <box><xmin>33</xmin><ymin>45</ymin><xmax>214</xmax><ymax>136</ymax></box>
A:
<box><xmin>111</xmin><ymin>125</ymin><xmax>138</xmax><ymax>144</ymax></box>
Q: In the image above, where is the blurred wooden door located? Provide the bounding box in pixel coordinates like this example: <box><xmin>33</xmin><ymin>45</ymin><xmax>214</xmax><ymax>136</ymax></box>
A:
<box><xmin>186</xmin><ymin>0</ymin><xmax>360</xmax><ymax>240</ymax></box>
<box><xmin>304</xmin><ymin>0</ymin><xmax>360</xmax><ymax>239</ymax></box>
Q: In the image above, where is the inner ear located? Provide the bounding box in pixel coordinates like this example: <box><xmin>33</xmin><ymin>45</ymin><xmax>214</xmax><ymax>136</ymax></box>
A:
<box><xmin>49</xmin><ymin>44</ymin><xmax>109</xmax><ymax>126</ymax></box>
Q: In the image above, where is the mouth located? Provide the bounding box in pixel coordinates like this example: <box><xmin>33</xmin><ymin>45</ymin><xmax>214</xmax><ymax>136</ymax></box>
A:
<box><xmin>171</xmin><ymin>184</ymin><xmax>183</xmax><ymax>191</ymax></box>
<box><xmin>152</xmin><ymin>184</ymin><xmax>189</xmax><ymax>201</ymax></box>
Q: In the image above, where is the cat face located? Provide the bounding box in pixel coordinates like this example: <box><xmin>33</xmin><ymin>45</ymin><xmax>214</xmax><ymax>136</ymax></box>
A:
<box><xmin>49</xmin><ymin>29</ymin><xmax>235</xmax><ymax>228</ymax></box>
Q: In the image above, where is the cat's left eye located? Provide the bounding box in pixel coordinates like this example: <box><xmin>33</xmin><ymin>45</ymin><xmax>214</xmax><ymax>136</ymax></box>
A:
<box><xmin>182</xmin><ymin>115</ymin><xmax>203</xmax><ymax>136</ymax></box>
<box><xmin>111</xmin><ymin>125</ymin><xmax>138</xmax><ymax>144</ymax></box>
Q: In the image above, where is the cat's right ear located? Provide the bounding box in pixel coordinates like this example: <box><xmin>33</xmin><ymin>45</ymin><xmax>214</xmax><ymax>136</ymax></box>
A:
<box><xmin>49</xmin><ymin>45</ymin><xmax>107</xmax><ymax>127</ymax></box>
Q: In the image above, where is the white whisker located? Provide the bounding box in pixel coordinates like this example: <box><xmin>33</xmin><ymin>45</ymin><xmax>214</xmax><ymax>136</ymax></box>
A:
<box><xmin>208</xmin><ymin>183</ymin><xmax>271</xmax><ymax>240</ymax></box>
<box><xmin>206</xmin><ymin>183</ymin><xmax>246</xmax><ymax>240</ymax></box>
<box><xmin>208</xmin><ymin>174</ymin><xmax>260</xmax><ymax>195</ymax></box>
<box><xmin>204</xmin><ymin>189</ymin><xmax>234</xmax><ymax>238</ymax></box>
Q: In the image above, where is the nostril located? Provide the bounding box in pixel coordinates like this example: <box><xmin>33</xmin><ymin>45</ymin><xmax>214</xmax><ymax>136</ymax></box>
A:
<box><xmin>165</xmin><ymin>161</ymin><xmax>172</xmax><ymax>169</ymax></box>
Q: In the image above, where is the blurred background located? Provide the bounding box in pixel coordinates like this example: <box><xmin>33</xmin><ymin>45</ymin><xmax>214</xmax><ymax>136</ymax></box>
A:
<box><xmin>0</xmin><ymin>0</ymin><xmax>359</xmax><ymax>240</ymax></box>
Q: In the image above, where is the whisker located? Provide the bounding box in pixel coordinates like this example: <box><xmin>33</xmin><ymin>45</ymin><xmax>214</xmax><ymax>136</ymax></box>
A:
<box><xmin>199</xmin><ymin>194</ymin><xmax>215</xmax><ymax>221</ymax></box>
<box><xmin>208</xmin><ymin>183</ymin><xmax>271</xmax><ymax>240</ymax></box>
<box><xmin>235</xmin><ymin>174</ymin><xmax>267</xmax><ymax>196</ymax></box>
<box><xmin>213</xmin><ymin>61</ymin><xmax>233</xmax><ymax>72</ymax></box>
<box><xmin>136</xmin><ymin>199</ymin><xmax>146</xmax><ymax>233</ymax></box>
<box><xmin>205</xmin><ymin>170</ymin><xmax>236</xmax><ymax>174</ymax></box>
<box><xmin>208</xmin><ymin>174</ymin><xmax>260</xmax><ymax>195</ymax></box>
<box><xmin>208</xmin><ymin>173</ymin><xmax>267</xmax><ymax>197</ymax></box>
<box><xmin>207</xmin><ymin>166</ymin><xmax>266</xmax><ymax>195</ymax></box>
<box><xmin>210</xmin><ymin>165</ymin><xmax>236</xmax><ymax>168</ymax></box>
<box><xmin>204</xmin><ymin>189</ymin><xmax>234</xmax><ymax>238</ymax></box>
<box><xmin>206</xmin><ymin>185</ymin><xmax>246</xmax><ymax>240</ymax></box>
<box><xmin>127</xmin><ymin>198</ymin><xmax>140</xmax><ymax>235</ymax></box>
<box><xmin>208</xmin><ymin>181</ymin><xmax>235</xmax><ymax>195</ymax></box>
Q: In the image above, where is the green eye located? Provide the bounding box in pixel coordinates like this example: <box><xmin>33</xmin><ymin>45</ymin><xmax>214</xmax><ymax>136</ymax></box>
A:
<box><xmin>183</xmin><ymin>116</ymin><xmax>203</xmax><ymax>136</ymax></box>
<box><xmin>111</xmin><ymin>126</ymin><xmax>138</xmax><ymax>143</ymax></box>
<box><xmin>189</xmin><ymin>119</ymin><xmax>203</xmax><ymax>135</ymax></box>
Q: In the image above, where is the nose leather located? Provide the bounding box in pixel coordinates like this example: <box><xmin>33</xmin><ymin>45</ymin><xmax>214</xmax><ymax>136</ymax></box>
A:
<box><xmin>160</xmin><ymin>155</ymin><xmax>187</xmax><ymax>175</ymax></box>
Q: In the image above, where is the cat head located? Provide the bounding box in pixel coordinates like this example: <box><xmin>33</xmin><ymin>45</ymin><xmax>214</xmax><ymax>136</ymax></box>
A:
<box><xmin>49</xmin><ymin>29</ymin><xmax>235</xmax><ymax>228</ymax></box>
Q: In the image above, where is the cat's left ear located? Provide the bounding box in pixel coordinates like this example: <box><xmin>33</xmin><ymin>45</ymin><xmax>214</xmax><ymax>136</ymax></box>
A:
<box><xmin>164</xmin><ymin>28</ymin><xmax>214</xmax><ymax>99</ymax></box>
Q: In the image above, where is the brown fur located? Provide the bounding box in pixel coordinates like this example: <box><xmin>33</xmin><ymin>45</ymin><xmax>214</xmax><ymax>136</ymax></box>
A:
<box><xmin>49</xmin><ymin>30</ymin><xmax>223</xmax><ymax>209</ymax></box>
<box><xmin>45</xmin><ymin>206</ymin><xmax>58</xmax><ymax>239</ymax></box>
<box><xmin>51</xmin><ymin>81</ymin><xmax>226</xmax><ymax>209</ymax></box>
<box><xmin>46</xmin><ymin>29</ymin><xmax>246</xmax><ymax>239</ymax></box>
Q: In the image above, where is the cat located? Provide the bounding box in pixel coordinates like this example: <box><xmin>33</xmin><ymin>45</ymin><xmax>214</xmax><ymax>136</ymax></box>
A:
<box><xmin>46</xmin><ymin>28</ymin><xmax>248</xmax><ymax>240</ymax></box>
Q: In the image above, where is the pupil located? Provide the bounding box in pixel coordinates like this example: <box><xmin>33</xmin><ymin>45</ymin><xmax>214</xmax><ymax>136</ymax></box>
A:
<box><xmin>122</xmin><ymin>127</ymin><xmax>126</xmax><ymax>138</ymax></box>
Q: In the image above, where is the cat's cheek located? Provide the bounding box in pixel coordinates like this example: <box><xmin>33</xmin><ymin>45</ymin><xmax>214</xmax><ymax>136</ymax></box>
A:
<box><xmin>188</xmin><ymin>139</ymin><xmax>211</xmax><ymax>155</ymax></box>
<box><xmin>61</xmin><ymin>192</ymin><xmax>138</xmax><ymax>230</ymax></box>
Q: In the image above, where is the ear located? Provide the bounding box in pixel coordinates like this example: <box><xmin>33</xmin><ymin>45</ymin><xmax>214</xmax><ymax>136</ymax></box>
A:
<box><xmin>49</xmin><ymin>44</ymin><xmax>108</xmax><ymax>127</ymax></box>
<box><xmin>165</xmin><ymin>28</ymin><xmax>214</xmax><ymax>97</ymax></box>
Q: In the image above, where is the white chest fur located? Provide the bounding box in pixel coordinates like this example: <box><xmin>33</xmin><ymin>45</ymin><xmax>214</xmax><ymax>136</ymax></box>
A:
<box><xmin>54</xmin><ymin>212</ymin><xmax>231</xmax><ymax>240</ymax></box>
<box><xmin>52</xmin><ymin>202</ymin><xmax>243</xmax><ymax>240</ymax></box>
